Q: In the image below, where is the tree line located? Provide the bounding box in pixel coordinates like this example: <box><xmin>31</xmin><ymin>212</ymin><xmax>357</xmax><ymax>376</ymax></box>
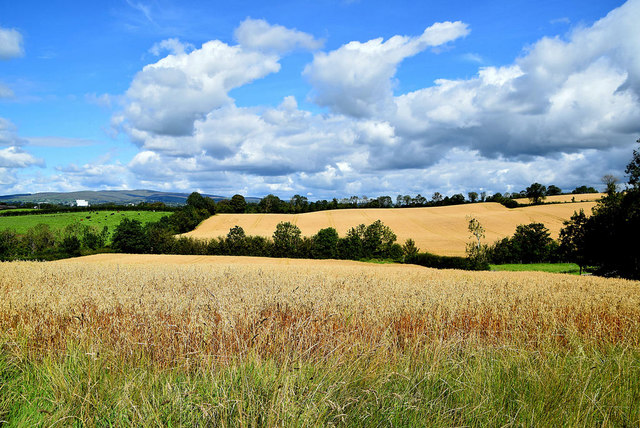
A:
<box><xmin>211</xmin><ymin>184</ymin><xmax>599</xmax><ymax>214</ymax></box>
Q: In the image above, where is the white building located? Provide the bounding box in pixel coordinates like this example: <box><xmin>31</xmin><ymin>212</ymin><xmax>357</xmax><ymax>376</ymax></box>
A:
<box><xmin>76</xmin><ymin>199</ymin><xmax>89</xmax><ymax>207</ymax></box>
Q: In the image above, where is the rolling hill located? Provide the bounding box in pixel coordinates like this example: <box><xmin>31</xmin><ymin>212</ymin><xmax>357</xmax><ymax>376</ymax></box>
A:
<box><xmin>0</xmin><ymin>190</ymin><xmax>261</xmax><ymax>206</ymax></box>
<box><xmin>183</xmin><ymin>201</ymin><xmax>597</xmax><ymax>256</ymax></box>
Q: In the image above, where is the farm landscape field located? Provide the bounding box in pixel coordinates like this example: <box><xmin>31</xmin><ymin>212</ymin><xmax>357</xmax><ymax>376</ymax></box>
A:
<box><xmin>184</xmin><ymin>201</ymin><xmax>598</xmax><ymax>256</ymax></box>
<box><xmin>1</xmin><ymin>254</ymin><xmax>638</xmax><ymax>425</ymax></box>
<box><xmin>0</xmin><ymin>210</ymin><xmax>171</xmax><ymax>237</ymax></box>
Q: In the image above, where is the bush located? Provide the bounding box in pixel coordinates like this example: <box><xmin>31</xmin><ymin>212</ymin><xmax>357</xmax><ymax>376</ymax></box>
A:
<box><xmin>406</xmin><ymin>252</ymin><xmax>489</xmax><ymax>271</ymax></box>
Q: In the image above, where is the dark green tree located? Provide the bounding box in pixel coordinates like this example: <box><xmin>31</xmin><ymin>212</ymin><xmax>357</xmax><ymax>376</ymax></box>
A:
<box><xmin>363</xmin><ymin>220</ymin><xmax>397</xmax><ymax>258</ymax></box>
<box><xmin>61</xmin><ymin>236</ymin><xmax>82</xmax><ymax>256</ymax></box>
<box><xmin>112</xmin><ymin>218</ymin><xmax>147</xmax><ymax>253</ymax></box>
<box><xmin>559</xmin><ymin>210</ymin><xmax>588</xmax><ymax>274</ymax></box>
<box><xmin>226</xmin><ymin>225</ymin><xmax>247</xmax><ymax>255</ymax></box>
<box><xmin>526</xmin><ymin>183</ymin><xmax>547</xmax><ymax>204</ymax></box>
<box><xmin>259</xmin><ymin>194</ymin><xmax>284</xmax><ymax>213</ymax></box>
<box><xmin>510</xmin><ymin>223</ymin><xmax>553</xmax><ymax>263</ymax></box>
<box><xmin>625</xmin><ymin>138</ymin><xmax>640</xmax><ymax>189</ymax></box>
<box><xmin>272</xmin><ymin>221</ymin><xmax>302</xmax><ymax>257</ymax></box>
<box><xmin>312</xmin><ymin>227</ymin><xmax>339</xmax><ymax>259</ymax></box>
<box><xmin>230</xmin><ymin>194</ymin><xmax>247</xmax><ymax>213</ymax></box>
<box><xmin>402</xmin><ymin>238</ymin><xmax>419</xmax><ymax>259</ymax></box>
<box><xmin>547</xmin><ymin>185</ymin><xmax>562</xmax><ymax>196</ymax></box>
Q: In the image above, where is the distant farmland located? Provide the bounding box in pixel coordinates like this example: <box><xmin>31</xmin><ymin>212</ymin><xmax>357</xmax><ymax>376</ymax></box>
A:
<box><xmin>0</xmin><ymin>210</ymin><xmax>171</xmax><ymax>237</ymax></box>
<box><xmin>184</xmin><ymin>202</ymin><xmax>597</xmax><ymax>256</ymax></box>
<box><xmin>513</xmin><ymin>193</ymin><xmax>604</xmax><ymax>204</ymax></box>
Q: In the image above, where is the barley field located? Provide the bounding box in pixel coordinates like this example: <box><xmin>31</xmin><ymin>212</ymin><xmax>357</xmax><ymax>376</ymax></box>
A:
<box><xmin>514</xmin><ymin>193</ymin><xmax>605</xmax><ymax>204</ymax></box>
<box><xmin>1</xmin><ymin>254</ymin><xmax>639</xmax><ymax>425</ymax></box>
<box><xmin>184</xmin><ymin>202</ymin><xmax>597</xmax><ymax>256</ymax></box>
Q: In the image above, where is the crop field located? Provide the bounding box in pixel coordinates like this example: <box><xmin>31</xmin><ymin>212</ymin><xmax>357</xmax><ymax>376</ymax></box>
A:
<box><xmin>0</xmin><ymin>210</ymin><xmax>171</xmax><ymax>235</ymax></box>
<box><xmin>514</xmin><ymin>193</ymin><xmax>605</xmax><ymax>204</ymax></box>
<box><xmin>184</xmin><ymin>202</ymin><xmax>597</xmax><ymax>256</ymax></box>
<box><xmin>1</xmin><ymin>254</ymin><xmax>638</xmax><ymax>425</ymax></box>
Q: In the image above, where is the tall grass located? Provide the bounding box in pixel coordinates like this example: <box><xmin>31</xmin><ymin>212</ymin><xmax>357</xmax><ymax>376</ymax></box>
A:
<box><xmin>1</xmin><ymin>258</ymin><xmax>639</xmax><ymax>425</ymax></box>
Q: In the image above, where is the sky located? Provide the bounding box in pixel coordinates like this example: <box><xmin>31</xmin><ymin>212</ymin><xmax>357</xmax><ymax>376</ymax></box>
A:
<box><xmin>1</xmin><ymin>0</ymin><xmax>639</xmax><ymax>200</ymax></box>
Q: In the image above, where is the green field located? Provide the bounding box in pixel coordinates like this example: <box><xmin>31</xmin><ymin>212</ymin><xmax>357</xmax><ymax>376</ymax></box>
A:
<box><xmin>0</xmin><ymin>211</ymin><xmax>172</xmax><ymax>236</ymax></box>
<box><xmin>491</xmin><ymin>262</ymin><xmax>581</xmax><ymax>274</ymax></box>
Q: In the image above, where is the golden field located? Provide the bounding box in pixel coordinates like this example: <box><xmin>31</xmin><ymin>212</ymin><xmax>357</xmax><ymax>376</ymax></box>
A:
<box><xmin>2</xmin><ymin>254</ymin><xmax>639</xmax><ymax>425</ymax></box>
<box><xmin>514</xmin><ymin>193</ymin><xmax>605</xmax><ymax>204</ymax></box>
<box><xmin>184</xmin><ymin>202</ymin><xmax>597</xmax><ymax>256</ymax></box>
<box><xmin>1</xmin><ymin>254</ymin><xmax>637</xmax><ymax>365</ymax></box>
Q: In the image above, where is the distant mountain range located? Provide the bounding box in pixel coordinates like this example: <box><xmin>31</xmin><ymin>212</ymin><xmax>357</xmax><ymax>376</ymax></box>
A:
<box><xmin>0</xmin><ymin>190</ymin><xmax>262</xmax><ymax>206</ymax></box>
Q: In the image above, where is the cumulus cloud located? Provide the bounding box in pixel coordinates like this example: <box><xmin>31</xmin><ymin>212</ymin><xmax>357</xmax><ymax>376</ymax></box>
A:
<box><xmin>113</xmin><ymin>3</ymin><xmax>640</xmax><ymax>198</ymax></box>
<box><xmin>149</xmin><ymin>38</ymin><xmax>194</xmax><ymax>56</ymax></box>
<box><xmin>390</xmin><ymin>0</ymin><xmax>640</xmax><ymax>160</ymax></box>
<box><xmin>235</xmin><ymin>18</ymin><xmax>323</xmax><ymax>53</ymax></box>
<box><xmin>303</xmin><ymin>21</ymin><xmax>469</xmax><ymax>117</ymax></box>
<box><xmin>0</xmin><ymin>117</ymin><xmax>43</xmax><ymax>194</ymax></box>
<box><xmin>0</xmin><ymin>27</ymin><xmax>24</xmax><ymax>59</ymax></box>
<box><xmin>0</xmin><ymin>146</ymin><xmax>43</xmax><ymax>168</ymax></box>
<box><xmin>120</xmin><ymin>39</ymin><xmax>284</xmax><ymax>137</ymax></box>
<box><xmin>0</xmin><ymin>118</ymin><xmax>27</xmax><ymax>147</ymax></box>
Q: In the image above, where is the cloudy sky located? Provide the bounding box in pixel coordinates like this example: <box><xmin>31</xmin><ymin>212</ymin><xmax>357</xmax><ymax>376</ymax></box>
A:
<box><xmin>1</xmin><ymin>0</ymin><xmax>638</xmax><ymax>199</ymax></box>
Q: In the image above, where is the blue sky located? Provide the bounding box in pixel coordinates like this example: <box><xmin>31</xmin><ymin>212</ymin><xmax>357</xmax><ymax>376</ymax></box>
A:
<box><xmin>0</xmin><ymin>0</ymin><xmax>638</xmax><ymax>199</ymax></box>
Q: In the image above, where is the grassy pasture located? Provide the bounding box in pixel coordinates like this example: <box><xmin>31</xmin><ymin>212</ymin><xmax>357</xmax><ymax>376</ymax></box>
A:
<box><xmin>1</xmin><ymin>254</ymin><xmax>638</xmax><ymax>425</ymax></box>
<box><xmin>491</xmin><ymin>262</ymin><xmax>582</xmax><ymax>275</ymax></box>
<box><xmin>184</xmin><ymin>202</ymin><xmax>597</xmax><ymax>256</ymax></box>
<box><xmin>0</xmin><ymin>210</ymin><xmax>171</xmax><ymax>235</ymax></box>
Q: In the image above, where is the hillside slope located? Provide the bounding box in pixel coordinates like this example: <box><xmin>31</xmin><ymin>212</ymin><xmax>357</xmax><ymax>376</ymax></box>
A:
<box><xmin>183</xmin><ymin>202</ymin><xmax>597</xmax><ymax>256</ymax></box>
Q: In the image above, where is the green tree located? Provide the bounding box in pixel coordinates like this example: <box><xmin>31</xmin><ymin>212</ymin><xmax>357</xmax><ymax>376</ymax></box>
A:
<box><xmin>547</xmin><ymin>185</ymin><xmax>562</xmax><ymax>196</ymax></box>
<box><xmin>226</xmin><ymin>225</ymin><xmax>247</xmax><ymax>255</ymax></box>
<box><xmin>510</xmin><ymin>223</ymin><xmax>553</xmax><ymax>263</ymax></box>
<box><xmin>0</xmin><ymin>229</ymin><xmax>20</xmax><ymax>260</ymax></box>
<box><xmin>112</xmin><ymin>218</ymin><xmax>147</xmax><ymax>253</ymax></box>
<box><xmin>312</xmin><ymin>227</ymin><xmax>339</xmax><ymax>259</ymax></box>
<box><xmin>402</xmin><ymin>238</ymin><xmax>419</xmax><ymax>259</ymax></box>
<box><xmin>230</xmin><ymin>194</ymin><xmax>247</xmax><ymax>213</ymax></box>
<box><xmin>259</xmin><ymin>194</ymin><xmax>284</xmax><ymax>213</ymax></box>
<box><xmin>625</xmin><ymin>138</ymin><xmax>640</xmax><ymax>189</ymax></box>
<box><xmin>466</xmin><ymin>217</ymin><xmax>487</xmax><ymax>264</ymax></box>
<box><xmin>272</xmin><ymin>221</ymin><xmax>302</xmax><ymax>257</ymax></box>
<box><xmin>186</xmin><ymin>192</ymin><xmax>216</xmax><ymax>215</ymax></box>
<box><xmin>24</xmin><ymin>224</ymin><xmax>57</xmax><ymax>255</ymax></box>
<box><xmin>468</xmin><ymin>192</ymin><xmax>479</xmax><ymax>203</ymax></box>
<box><xmin>61</xmin><ymin>236</ymin><xmax>82</xmax><ymax>256</ymax></box>
<box><xmin>526</xmin><ymin>183</ymin><xmax>547</xmax><ymax>204</ymax></box>
<box><xmin>363</xmin><ymin>220</ymin><xmax>397</xmax><ymax>258</ymax></box>
<box><xmin>559</xmin><ymin>210</ymin><xmax>588</xmax><ymax>274</ymax></box>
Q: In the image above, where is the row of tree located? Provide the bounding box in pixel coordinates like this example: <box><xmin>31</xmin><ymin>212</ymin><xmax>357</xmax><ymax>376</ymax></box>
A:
<box><xmin>0</xmin><ymin>223</ymin><xmax>109</xmax><ymax>260</ymax></box>
<box><xmin>113</xmin><ymin>218</ymin><xmax>408</xmax><ymax>261</ymax></box>
<box><xmin>559</xmin><ymin>142</ymin><xmax>640</xmax><ymax>278</ymax></box>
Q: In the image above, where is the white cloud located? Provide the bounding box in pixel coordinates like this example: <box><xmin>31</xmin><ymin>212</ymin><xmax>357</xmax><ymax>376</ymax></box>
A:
<box><xmin>303</xmin><ymin>21</ymin><xmax>469</xmax><ymax>117</ymax></box>
<box><xmin>0</xmin><ymin>118</ymin><xmax>27</xmax><ymax>147</ymax></box>
<box><xmin>110</xmin><ymin>3</ymin><xmax>640</xmax><ymax>199</ymax></box>
<box><xmin>234</xmin><ymin>18</ymin><xmax>323</xmax><ymax>53</ymax></box>
<box><xmin>121</xmin><ymin>39</ymin><xmax>282</xmax><ymax>137</ymax></box>
<box><xmin>0</xmin><ymin>27</ymin><xmax>24</xmax><ymax>60</ymax></box>
<box><xmin>149</xmin><ymin>38</ymin><xmax>194</xmax><ymax>56</ymax></box>
<box><xmin>0</xmin><ymin>146</ymin><xmax>43</xmax><ymax>168</ymax></box>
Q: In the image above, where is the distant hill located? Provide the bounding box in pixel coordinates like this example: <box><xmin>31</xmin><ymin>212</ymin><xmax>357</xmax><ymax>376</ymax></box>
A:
<box><xmin>0</xmin><ymin>190</ymin><xmax>261</xmax><ymax>206</ymax></box>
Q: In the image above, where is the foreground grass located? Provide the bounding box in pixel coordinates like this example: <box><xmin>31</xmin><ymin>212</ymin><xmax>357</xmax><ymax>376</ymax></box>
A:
<box><xmin>1</xmin><ymin>342</ymin><xmax>638</xmax><ymax>426</ymax></box>
<box><xmin>0</xmin><ymin>210</ymin><xmax>171</xmax><ymax>236</ymax></box>
<box><xmin>491</xmin><ymin>263</ymin><xmax>582</xmax><ymax>275</ymax></box>
<box><xmin>1</xmin><ymin>258</ymin><xmax>638</xmax><ymax>425</ymax></box>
